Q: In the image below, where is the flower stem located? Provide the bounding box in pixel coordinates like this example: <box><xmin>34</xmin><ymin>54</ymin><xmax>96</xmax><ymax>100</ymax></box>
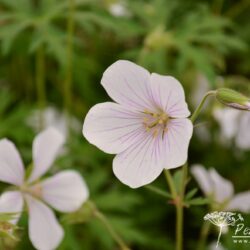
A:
<box><xmin>64</xmin><ymin>0</ymin><xmax>75</xmax><ymax>130</ymax></box>
<box><xmin>35</xmin><ymin>45</ymin><xmax>46</xmax><ymax>130</ymax></box>
<box><xmin>164</xmin><ymin>170</ymin><xmax>178</xmax><ymax>198</ymax></box>
<box><xmin>94</xmin><ymin>209</ymin><xmax>130</xmax><ymax>250</ymax></box>
<box><xmin>164</xmin><ymin>169</ymin><xmax>184</xmax><ymax>250</ymax></box>
<box><xmin>190</xmin><ymin>91</ymin><xmax>216</xmax><ymax>123</ymax></box>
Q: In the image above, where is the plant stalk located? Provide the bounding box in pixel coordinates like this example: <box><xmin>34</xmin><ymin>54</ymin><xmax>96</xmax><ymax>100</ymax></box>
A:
<box><xmin>94</xmin><ymin>209</ymin><xmax>130</xmax><ymax>250</ymax></box>
<box><xmin>190</xmin><ymin>90</ymin><xmax>216</xmax><ymax>123</ymax></box>
<box><xmin>35</xmin><ymin>45</ymin><xmax>46</xmax><ymax>130</ymax></box>
<box><xmin>64</xmin><ymin>0</ymin><xmax>75</xmax><ymax>128</ymax></box>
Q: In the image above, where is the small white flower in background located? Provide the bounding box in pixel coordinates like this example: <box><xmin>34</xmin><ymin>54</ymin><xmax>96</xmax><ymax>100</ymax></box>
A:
<box><xmin>191</xmin><ymin>165</ymin><xmax>250</xmax><ymax>213</ymax></box>
<box><xmin>27</xmin><ymin>107</ymin><xmax>81</xmax><ymax>138</ymax></box>
<box><xmin>109</xmin><ymin>1</ymin><xmax>130</xmax><ymax>17</ymax></box>
<box><xmin>83</xmin><ymin>60</ymin><xmax>193</xmax><ymax>188</ymax></box>
<box><xmin>0</xmin><ymin>127</ymin><xmax>89</xmax><ymax>250</ymax></box>
<box><xmin>213</xmin><ymin>107</ymin><xmax>250</xmax><ymax>150</ymax></box>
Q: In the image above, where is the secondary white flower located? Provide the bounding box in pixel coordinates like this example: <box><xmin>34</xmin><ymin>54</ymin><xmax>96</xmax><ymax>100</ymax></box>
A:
<box><xmin>27</xmin><ymin>107</ymin><xmax>81</xmax><ymax>138</ymax></box>
<box><xmin>109</xmin><ymin>1</ymin><xmax>130</xmax><ymax>17</ymax></box>
<box><xmin>83</xmin><ymin>60</ymin><xmax>193</xmax><ymax>188</ymax></box>
<box><xmin>213</xmin><ymin>107</ymin><xmax>250</xmax><ymax>150</ymax></box>
<box><xmin>191</xmin><ymin>165</ymin><xmax>250</xmax><ymax>212</ymax></box>
<box><xmin>0</xmin><ymin>127</ymin><xmax>89</xmax><ymax>250</ymax></box>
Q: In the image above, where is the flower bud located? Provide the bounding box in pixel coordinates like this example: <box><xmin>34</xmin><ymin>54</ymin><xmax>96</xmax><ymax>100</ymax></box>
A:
<box><xmin>215</xmin><ymin>88</ymin><xmax>250</xmax><ymax>111</ymax></box>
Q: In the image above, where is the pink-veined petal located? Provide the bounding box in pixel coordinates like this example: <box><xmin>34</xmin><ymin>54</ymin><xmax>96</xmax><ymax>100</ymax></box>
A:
<box><xmin>209</xmin><ymin>169</ymin><xmax>234</xmax><ymax>203</ymax></box>
<box><xmin>150</xmin><ymin>73</ymin><xmax>190</xmax><ymax>118</ymax></box>
<box><xmin>191</xmin><ymin>165</ymin><xmax>213</xmax><ymax>196</ymax></box>
<box><xmin>39</xmin><ymin>170</ymin><xmax>89</xmax><ymax>213</ymax></box>
<box><xmin>28</xmin><ymin>127</ymin><xmax>65</xmax><ymax>183</ymax></box>
<box><xmin>25</xmin><ymin>195</ymin><xmax>64</xmax><ymax>250</ymax></box>
<box><xmin>0</xmin><ymin>191</ymin><xmax>23</xmax><ymax>224</ymax></box>
<box><xmin>227</xmin><ymin>191</ymin><xmax>250</xmax><ymax>213</ymax></box>
<box><xmin>163</xmin><ymin>119</ymin><xmax>193</xmax><ymax>169</ymax></box>
<box><xmin>101</xmin><ymin>60</ymin><xmax>154</xmax><ymax>111</ymax></box>
<box><xmin>113</xmin><ymin>131</ymin><xmax>165</xmax><ymax>188</ymax></box>
<box><xmin>83</xmin><ymin>102</ymin><xmax>144</xmax><ymax>154</ymax></box>
<box><xmin>0</xmin><ymin>139</ymin><xmax>24</xmax><ymax>186</ymax></box>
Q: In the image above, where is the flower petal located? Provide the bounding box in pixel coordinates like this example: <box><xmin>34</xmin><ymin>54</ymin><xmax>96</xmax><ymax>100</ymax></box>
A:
<box><xmin>209</xmin><ymin>169</ymin><xmax>234</xmax><ymax>203</ymax></box>
<box><xmin>28</xmin><ymin>127</ymin><xmax>65</xmax><ymax>183</ymax></box>
<box><xmin>191</xmin><ymin>165</ymin><xmax>213</xmax><ymax>196</ymax></box>
<box><xmin>236</xmin><ymin>112</ymin><xmax>250</xmax><ymax>150</ymax></box>
<box><xmin>150</xmin><ymin>73</ymin><xmax>190</xmax><ymax>118</ymax></box>
<box><xmin>83</xmin><ymin>102</ymin><xmax>144</xmax><ymax>154</ymax></box>
<box><xmin>0</xmin><ymin>139</ymin><xmax>24</xmax><ymax>185</ymax></box>
<box><xmin>0</xmin><ymin>191</ymin><xmax>23</xmax><ymax>224</ymax></box>
<box><xmin>25</xmin><ymin>195</ymin><xmax>64</xmax><ymax>250</ymax></box>
<box><xmin>163</xmin><ymin>119</ymin><xmax>193</xmax><ymax>169</ymax></box>
<box><xmin>39</xmin><ymin>170</ymin><xmax>89</xmax><ymax>213</ymax></box>
<box><xmin>227</xmin><ymin>191</ymin><xmax>250</xmax><ymax>212</ymax></box>
<box><xmin>101</xmin><ymin>60</ymin><xmax>153</xmax><ymax>110</ymax></box>
<box><xmin>113</xmin><ymin>131</ymin><xmax>165</xmax><ymax>188</ymax></box>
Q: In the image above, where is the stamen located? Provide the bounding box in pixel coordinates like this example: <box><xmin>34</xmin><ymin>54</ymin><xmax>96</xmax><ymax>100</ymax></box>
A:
<box><xmin>143</xmin><ymin>109</ymin><xmax>170</xmax><ymax>138</ymax></box>
<box><xmin>153</xmin><ymin>129</ymin><xmax>159</xmax><ymax>138</ymax></box>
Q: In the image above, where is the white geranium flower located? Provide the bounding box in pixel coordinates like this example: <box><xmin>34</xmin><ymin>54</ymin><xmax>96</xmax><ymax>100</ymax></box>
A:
<box><xmin>191</xmin><ymin>165</ymin><xmax>250</xmax><ymax>212</ymax></box>
<box><xmin>83</xmin><ymin>60</ymin><xmax>193</xmax><ymax>188</ymax></box>
<box><xmin>213</xmin><ymin>107</ymin><xmax>250</xmax><ymax>150</ymax></box>
<box><xmin>0</xmin><ymin>127</ymin><xmax>89</xmax><ymax>250</ymax></box>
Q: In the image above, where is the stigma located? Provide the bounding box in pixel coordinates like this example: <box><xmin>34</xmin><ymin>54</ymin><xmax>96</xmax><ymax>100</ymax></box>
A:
<box><xmin>143</xmin><ymin>109</ymin><xmax>169</xmax><ymax>138</ymax></box>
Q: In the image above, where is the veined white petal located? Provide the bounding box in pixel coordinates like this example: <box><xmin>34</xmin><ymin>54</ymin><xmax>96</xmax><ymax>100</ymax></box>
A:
<box><xmin>150</xmin><ymin>73</ymin><xmax>190</xmax><ymax>118</ymax></box>
<box><xmin>227</xmin><ymin>191</ymin><xmax>250</xmax><ymax>212</ymax></box>
<box><xmin>39</xmin><ymin>170</ymin><xmax>89</xmax><ymax>213</ymax></box>
<box><xmin>0</xmin><ymin>139</ymin><xmax>24</xmax><ymax>186</ymax></box>
<box><xmin>0</xmin><ymin>191</ymin><xmax>23</xmax><ymax>224</ymax></box>
<box><xmin>191</xmin><ymin>165</ymin><xmax>213</xmax><ymax>196</ymax></box>
<box><xmin>28</xmin><ymin>127</ymin><xmax>65</xmax><ymax>183</ymax></box>
<box><xmin>25</xmin><ymin>195</ymin><xmax>64</xmax><ymax>250</ymax></box>
<box><xmin>209</xmin><ymin>169</ymin><xmax>234</xmax><ymax>203</ymax></box>
<box><xmin>83</xmin><ymin>102</ymin><xmax>143</xmax><ymax>154</ymax></box>
<box><xmin>101</xmin><ymin>60</ymin><xmax>154</xmax><ymax>111</ymax></box>
<box><xmin>163</xmin><ymin>119</ymin><xmax>193</xmax><ymax>169</ymax></box>
<box><xmin>113</xmin><ymin>131</ymin><xmax>165</xmax><ymax>188</ymax></box>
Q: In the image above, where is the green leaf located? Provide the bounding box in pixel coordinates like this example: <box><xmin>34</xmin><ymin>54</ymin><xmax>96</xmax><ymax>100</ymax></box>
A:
<box><xmin>186</xmin><ymin>197</ymin><xmax>209</xmax><ymax>206</ymax></box>
<box><xmin>185</xmin><ymin>188</ymin><xmax>198</xmax><ymax>201</ymax></box>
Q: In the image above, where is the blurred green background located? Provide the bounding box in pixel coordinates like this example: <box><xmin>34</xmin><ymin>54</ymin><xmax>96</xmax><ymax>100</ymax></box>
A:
<box><xmin>0</xmin><ymin>0</ymin><xmax>250</xmax><ymax>249</ymax></box>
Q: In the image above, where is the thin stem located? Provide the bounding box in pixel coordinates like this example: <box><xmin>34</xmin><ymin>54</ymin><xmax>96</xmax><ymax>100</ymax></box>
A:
<box><xmin>164</xmin><ymin>170</ymin><xmax>178</xmax><ymax>198</ymax></box>
<box><xmin>190</xmin><ymin>91</ymin><xmax>216</xmax><ymax>123</ymax></box>
<box><xmin>64</xmin><ymin>0</ymin><xmax>75</xmax><ymax>125</ymax></box>
<box><xmin>164</xmin><ymin>169</ymin><xmax>183</xmax><ymax>250</ymax></box>
<box><xmin>35</xmin><ymin>45</ymin><xmax>46</xmax><ymax>130</ymax></box>
<box><xmin>94</xmin><ymin>210</ymin><xmax>130</xmax><ymax>250</ymax></box>
<box><xmin>197</xmin><ymin>221</ymin><xmax>211</xmax><ymax>250</ymax></box>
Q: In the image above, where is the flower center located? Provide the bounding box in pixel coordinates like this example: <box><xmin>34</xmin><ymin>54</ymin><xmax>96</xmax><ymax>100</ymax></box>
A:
<box><xmin>143</xmin><ymin>109</ymin><xmax>169</xmax><ymax>138</ymax></box>
<box><xmin>20</xmin><ymin>183</ymin><xmax>43</xmax><ymax>199</ymax></box>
